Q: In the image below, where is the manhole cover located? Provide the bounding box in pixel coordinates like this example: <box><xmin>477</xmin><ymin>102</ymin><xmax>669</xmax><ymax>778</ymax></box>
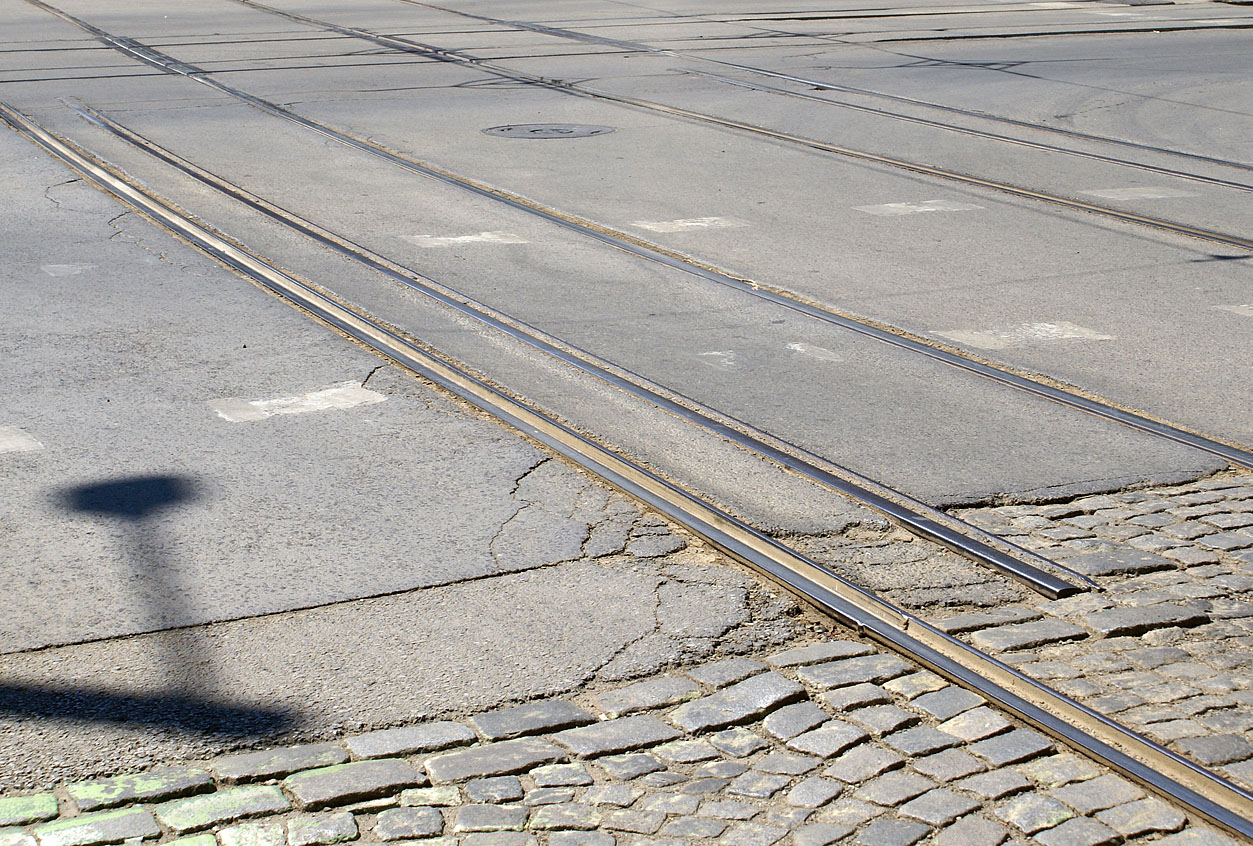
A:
<box><xmin>483</xmin><ymin>123</ymin><xmax>615</xmax><ymax>139</ymax></box>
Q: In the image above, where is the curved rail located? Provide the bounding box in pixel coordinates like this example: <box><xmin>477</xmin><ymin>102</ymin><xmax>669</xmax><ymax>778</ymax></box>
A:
<box><xmin>213</xmin><ymin>0</ymin><xmax>1253</xmax><ymax>254</ymax></box>
<box><xmin>67</xmin><ymin>100</ymin><xmax>1094</xmax><ymax>598</ymax></box>
<box><xmin>4</xmin><ymin>100</ymin><xmax>1249</xmax><ymax>839</ymax></box>
<box><xmin>400</xmin><ymin>0</ymin><xmax>1253</xmax><ymax>174</ymax></box>
<box><xmin>21</xmin><ymin>0</ymin><xmax>1253</xmax><ymax>472</ymax></box>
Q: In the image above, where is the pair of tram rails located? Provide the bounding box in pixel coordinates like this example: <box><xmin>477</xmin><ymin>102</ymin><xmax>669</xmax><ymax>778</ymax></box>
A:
<box><xmin>5</xmin><ymin>0</ymin><xmax>1253</xmax><ymax>834</ymax></box>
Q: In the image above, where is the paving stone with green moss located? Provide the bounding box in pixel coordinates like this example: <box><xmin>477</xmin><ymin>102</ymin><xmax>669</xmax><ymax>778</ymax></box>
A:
<box><xmin>33</xmin><ymin>808</ymin><xmax>160</xmax><ymax>846</ymax></box>
<box><xmin>67</xmin><ymin>767</ymin><xmax>213</xmax><ymax>812</ymax></box>
<box><xmin>154</xmin><ymin>786</ymin><xmax>289</xmax><ymax>834</ymax></box>
<box><xmin>0</xmin><ymin>796</ymin><xmax>57</xmax><ymax>828</ymax></box>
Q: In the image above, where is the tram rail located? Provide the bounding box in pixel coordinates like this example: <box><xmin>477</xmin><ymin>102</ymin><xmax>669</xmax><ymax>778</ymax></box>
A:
<box><xmin>4</xmin><ymin>99</ymin><xmax>1251</xmax><ymax>839</ymax></box>
<box><xmin>21</xmin><ymin>0</ymin><xmax>1253</xmax><ymax>474</ymax></box>
<box><xmin>402</xmin><ymin>0</ymin><xmax>1253</xmax><ymax>175</ymax></box>
<box><xmin>213</xmin><ymin>0</ymin><xmax>1253</xmax><ymax>255</ymax></box>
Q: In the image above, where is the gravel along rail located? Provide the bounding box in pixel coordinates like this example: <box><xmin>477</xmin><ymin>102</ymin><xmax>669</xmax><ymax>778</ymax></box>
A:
<box><xmin>4</xmin><ymin>101</ymin><xmax>1252</xmax><ymax>839</ymax></box>
<box><xmin>22</xmin><ymin>0</ymin><xmax>1253</xmax><ymax>476</ymax></box>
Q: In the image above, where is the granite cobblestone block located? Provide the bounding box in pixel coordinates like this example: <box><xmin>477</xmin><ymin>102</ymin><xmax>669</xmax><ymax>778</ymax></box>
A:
<box><xmin>1033</xmin><ymin>816</ymin><xmax>1121</xmax><ymax>846</ymax></box>
<box><xmin>553</xmin><ymin>716</ymin><xmax>681</xmax><ymax>758</ymax></box>
<box><xmin>593</xmin><ymin>678</ymin><xmax>700</xmax><ymax>717</ymax></box>
<box><xmin>283</xmin><ymin>760</ymin><xmax>424</xmax><ymax>809</ymax></box>
<box><xmin>67</xmin><ymin>767</ymin><xmax>212</xmax><ymax>812</ymax></box>
<box><xmin>155</xmin><ymin>786</ymin><xmax>288</xmax><ymax>834</ymax></box>
<box><xmin>33</xmin><ymin>808</ymin><xmax>161</xmax><ymax>846</ymax></box>
<box><xmin>796</xmin><ymin>655</ymin><xmax>912</xmax><ymax>689</ymax></box>
<box><xmin>374</xmin><ymin>807</ymin><xmax>443</xmax><ymax>840</ymax></box>
<box><xmin>453</xmin><ymin>805</ymin><xmax>527</xmax><ymax>833</ymax></box>
<box><xmin>287</xmin><ymin>812</ymin><xmax>358</xmax><ymax>846</ymax></box>
<box><xmin>669</xmin><ymin>672</ymin><xmax>804</xmax><ymax>732</ymax></box>
<box><xmin>766</xmin><ymin>641</ymin><xmax>874</xmax><ymax>668</ymax></box>
<box><xmin>527</xmin><ymin>803</ymin><xmax>601</xmax><ymax>831</ymax></box>
<box><xmin>425</xmin><ymin>738</ymin><xmax>565</xmax><ymax>782</ymax></box>
<box><xmin>217</xmin><ymin>819</ymin><xmax>283</xmax><ymax>846</ymax></box>
<box><xmin>968</xmin><ymin>619</ymin><xmax>1087</xmax><ymax>652</ymax></box>
<box><xmin>471</xmin><ymin>702</ymin><xmax>595</xmax><ymax>741</ymax></box>
<box><xmin>212</xmin><ymin>744</ymin><xmax>349</xmax><ymax>784</ymax></box>
<box><xmin>345</xmin><ymin>722</ymin><xmax>475</xmax><ymax>759</ymax></box>
<box><xmin>0</xmin><ymin>795</ymin><xmax>58</xmax><ymax>827</ymax></box>
<box><xmin>685</xmin><ymin>658</ymin><xmax>765</xmax><ymax>688</ymax></box>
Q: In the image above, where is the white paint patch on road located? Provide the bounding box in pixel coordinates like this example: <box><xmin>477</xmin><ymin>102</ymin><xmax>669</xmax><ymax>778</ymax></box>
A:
<box><xmin>405</xmin><ymin>231</ymin><xmax>528</xmax><ymax>247</ymax></box>
<box><xmin>853</xmin><ymin>200</ymin><xmax>982</xmax><ymax>216</ymax></box>
<box><xmin>786</xmin><ymin>342</ymin><xmax>843</xmax><ymax>363</ymax></box>
<box><xmin>210</xmin><ymin>382</ymin><xmax>387</xmax><ymax>423</ymax></box>
<box><xmin>1079</xmin><ymin>187</ymin><xmax>1196</xmax><ymax>200</ymax></box>
<box><xmin>938</xmin><ymin>321</ymin><xmax>1114</xmax><ymax>350</ymax></box>
<box><xmin>630</xmin><ymin>217</ymin><xmax>745</xmax><ymax>233</ymax></box>
<box><xmin>1215</xmin><ymin>304</ymin><xmax>1253</xmax><ymax>318</ymax></box>
<box><xmin>0</xmin><ymin>427</ymin><xmax>44</xmax><ymax>454</ymax></box>
<box><xmin>698</xmin><ymin>350</ymin><xmax>739</xmax><ymax>369</ymax></box>
<box><xmin>1030</xmin><ymin>2</ymin><xmax>1087</xmax><ymax>7</ymax></box>
<box><xmin>41</xmin><ymin>264</ymin><xmax>94</xmax><ymax>276</ymax></box>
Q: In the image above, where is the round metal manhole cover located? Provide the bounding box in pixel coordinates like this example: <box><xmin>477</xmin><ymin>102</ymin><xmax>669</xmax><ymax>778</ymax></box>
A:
<box><xmin>483</xmin><ymin>123</ymin><xmax>616</xmax><ymax>139</ymax></box>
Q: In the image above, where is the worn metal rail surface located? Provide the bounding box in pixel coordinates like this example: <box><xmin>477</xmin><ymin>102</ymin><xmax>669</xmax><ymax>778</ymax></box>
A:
<box><xmin>220</xmin><ymin>0</ymin><xmax>1253</xmax><ymax>253</ymax></box>
<box><xmin>65</xmin><ymin>100</ymin><xmax>1094</xmax><ymax>599</ymax></box>
<box><xmin>4</xmin><ymin>100</ymin><xmax>1251</xmax><ymax>839</ymax></box>
<box><xmin>20</xmin><ymin>0</ymin><xmax>1253</xmax><ymax>476</ymax></box>
<box><xmin>400</xmin><ymin>0</ymin><xmax>1253</xmax><ymax>176</ymax></box>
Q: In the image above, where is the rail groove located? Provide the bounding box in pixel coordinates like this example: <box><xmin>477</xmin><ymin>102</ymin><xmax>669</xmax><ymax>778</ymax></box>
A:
<box><xmin>218</xmin><ymin>0</ymin><xmax>1253</xmax><ymax>253</ymax></box>
<box><xmin>68</xmin><ymin>100</ymin><xmax>1093</xmax><ymax>598</ymax></box>
<box><xmin>4</xmin><ymin>99</ymin><xmax>1251</xmax><ymax>839</ymax></box>
<box><xmin>678</xmin><ymin>67</ymin><xmax>1253</xmax><ymax>193</ymax></box>
<box><xmin>402</xmin><ymin>0</ymin><xmax>1253</xmax><ymax>174</ymax></box>
<box><xmin>21</xmin><ymin>0</ymin><xmax>1253</xmax><ymax>473</ymax></box>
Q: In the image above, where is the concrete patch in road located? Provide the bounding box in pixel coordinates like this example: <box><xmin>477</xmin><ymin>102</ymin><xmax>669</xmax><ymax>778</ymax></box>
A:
<box><xmin>852</xmin><ymin>200</ymin><xmax>982</xmax><ymax>216</ymax></box>
<box><xmin>786</xmin><ymin>343</ymin><xmax>842</xmax><ymax>364</ymax></box>
<box><xmin>628</xmin><ymin>217</ymin><xmax>744</xmax><ymax>233</ymax></box>
<box><xmin>937</xmin><ymin>321</ymin><xmax>1114</xmax><ymax>350</ymax></box>
<box><xmin>41</xmin><ymin>264</ymin><xmax>94</xmax><ymax>276</ymax></box>
<box><xmin>404</xmin><ymin>232</ymin><xmax>528</xmax><ymax>247</ymax></box>
<box><xmin>208</xmin><ymin>383</ymin><xmax>386</xmax><ymax>423</ymax></box>
<box><xmin>1078</xmin><ymin>187</ymin><xmax>1197</xmax><ymax>200</ymax></box>
<box><xmin>1214</xmin><ymin>304</ymin><xmax>1253</xmax><ymax>318</ymax></box>
<box><xmin>0</xmin><ymin>427</ymin><xmax>44</xmax><ymax>454</ymax></box>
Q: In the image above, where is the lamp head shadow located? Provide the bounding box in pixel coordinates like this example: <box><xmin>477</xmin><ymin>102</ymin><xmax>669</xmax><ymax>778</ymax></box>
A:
<box><xmin>60</xmin><ymin>475</ymin><xmax>199</xmax><ymax>520</ymax></box>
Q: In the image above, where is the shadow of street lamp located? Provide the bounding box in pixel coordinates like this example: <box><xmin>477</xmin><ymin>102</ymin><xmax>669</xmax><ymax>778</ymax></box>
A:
<box><xmin>0</xmin><ymin>474</ymin><xmax>293</xmax><ymax>736</ymax></box>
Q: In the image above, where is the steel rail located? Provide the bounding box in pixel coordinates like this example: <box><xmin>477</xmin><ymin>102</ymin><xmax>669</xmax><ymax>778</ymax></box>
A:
<box><xmin>400</xmin><ymin>0</ymin><xmax>1253</xmax><ymax>174</ymax></box>
<box><xmin>218</xmin><ymin>0</ymin><xmax>1253</xmax><ymax>253</ymax></box>
<box><xmin>678</xmin><ymin>67</ymin><xmax>1253</xmax><ymax>193</ymax></box>
<box><xmin>26</xmin><ymin>0</ymin><xmax>1253</xmax><ymax>472</ymax></box>
<box><xmin>69</xmin><ymin>100</ymin><xmax>1092</xmax><ymax>598</ymax></box>
<box><xmin>23</xmin><ymin>0</ymin><xmax>1253</xmax><ymax>471</ymax></box>
<box><xmin>5</xmin><ymin>100</ymin><xmax>1251</xmax><ymax>839</ymax></box>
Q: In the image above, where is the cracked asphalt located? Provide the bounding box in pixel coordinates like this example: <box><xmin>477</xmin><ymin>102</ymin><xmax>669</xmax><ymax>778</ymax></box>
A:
<box><xmin>3</xmin><ymin>0</ymin><xmax>1252</xmax><ymax>841</ymax></box>
<box><xmin>0</xmin><ymin>125</ymin><xmax>806</xmax><ymax>791</ymax></box>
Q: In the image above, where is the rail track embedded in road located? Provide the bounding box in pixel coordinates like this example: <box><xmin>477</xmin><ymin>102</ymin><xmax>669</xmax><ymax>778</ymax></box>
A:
<box><xmin>400</xmin><ymin>0</ymin><xmax>1253</xmax><ymax>177</ymax></box>
<box><xmin>21</xmin><ymin>0</ymin><xmax>1253</xmax><ymax>476</ymax></box>
<box><xmin>4</xmin><ymin>99</ymin><xmax>1251</xmax><ymax>839</ymax></box>
<box><xmin>65</xmin><ymin>99</ymin><xmax>1096</xmax><ymax>600</ymax></box>
<box><xmin>213</xmin><ymin>0</ymin><xmax>1253</xmax><ymax>254</ymax></box>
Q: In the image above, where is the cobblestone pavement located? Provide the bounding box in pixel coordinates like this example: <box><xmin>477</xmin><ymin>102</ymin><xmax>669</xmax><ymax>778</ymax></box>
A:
<box><xmin>0</xmin><ymin>455</ymin><xmax>810</xmax><ymax>793</ymax></box>
<box><xmin>0</xmin><ymin>633</ymin><xmax>1236</xmax><ymax>846</ymax></box>
<box><xmin>939</xmin><ymin>471</ymin><xmax>1253</xmax><ymax>789</ymax></box>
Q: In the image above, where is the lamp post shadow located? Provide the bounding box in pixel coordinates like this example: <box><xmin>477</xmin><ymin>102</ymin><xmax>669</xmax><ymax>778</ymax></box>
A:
<box><xmin>0</xmin><ymin>474</ymin><xmax>294</xmax><ymax>737</ymax></box>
